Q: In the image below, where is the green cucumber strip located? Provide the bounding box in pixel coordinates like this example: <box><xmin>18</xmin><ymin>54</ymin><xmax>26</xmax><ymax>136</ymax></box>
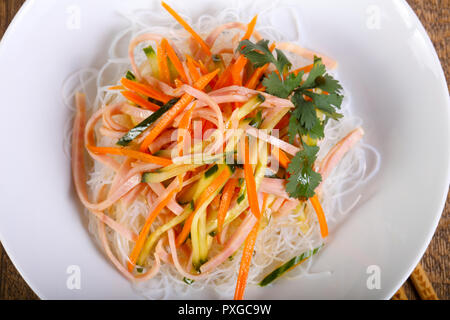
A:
<box><xmin>204</xmin><ymin>164</ymin><xmax>219</xmax><ymax>178</ymax></box>
<box><xmin>126</xmin><ymin>71</ymin><xmax>136</xmax><ymax>81</ymax></box>
<box><xmin>259</xmin><ymin>245</ymin><xmax>323</xmax><ymax>287</ymax></box>
<box><xmin>116</xmin><ymin>98</ymin><xmax>179</xmax><ymax>146</ymax></box>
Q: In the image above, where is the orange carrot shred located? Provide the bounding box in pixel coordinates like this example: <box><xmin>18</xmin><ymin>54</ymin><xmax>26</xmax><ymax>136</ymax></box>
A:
<box><xmin>271</xmin><ymin>147</ymin><xmax>290</xmax><ymax>170</ymax></box>
<box><xmin>127</xmin><ymin>188</ymin><xmax>178</xmax><ymax>272</ymax></box>
<box><xmin>161</xmin><ymin>2</ymin><xmax>212</xmax><ymax>56</ymax></box>
<box><xmin>120</xmin><ymin>78</ymin><xmax>171</xmax><ymax>103</ymax></box>
<box><xmin>157</xmin><ymin>40</ymin><xmax>171</xmax><ymax>84</ymax></box>
<box><xmin>231</xmin><ymin>55</ymin><xmax>248</xmax><ymax>86</ymax></box>
<box><xmin>234</xmin><ymin>218</ymin><xmax>260</xmax><ymax>300</ymax></box>
<box><xmin>186</xmin><ymin>55</ymin><xmax>200</xmax><ymax>82</ymax></box>
<box><xmin>310</xmin><ymin>195</ymin><xmax>328</xmax><ymax>238</ymax></box>
<box><xmin>176</xmin><ymin>167</ymin><xmax>232</xmax><ymax>247</ymax></box>
<box><xmin>139</xmin><ymin>69</ymin><xmax>220</xmax><ymax>152</ymax></box>
<box><xmin>291</xmin><ymin>63</ymin><xmax>314</xmax><ymax>76</ymax></box>
<box><xmin>241</xmin><ymin>136</ymin><xmax>261</xmax><ymax>219</ymax></box>
<box><xmin>217</xmin><ymin>178</ymin><xmax>237</xmax><ymax>237</ymax></box>
<box><xmin>87</xmin><ymin>145</ymin><xmax>173</xmax><ymax>166</ymax></box>
<box><xmin>241</xmin><ymin>15</ymin><xmax>258</xmax><ymax>41</ymax></box>
<box><xmin>163</xmin><ymin>38</ymin><xmax>188</xmax><ymax>83</ymax></box>
<box><xmin>121</xmin><ymin>90</ymin><xmax>160</xmax><ymax>112</ymax></box>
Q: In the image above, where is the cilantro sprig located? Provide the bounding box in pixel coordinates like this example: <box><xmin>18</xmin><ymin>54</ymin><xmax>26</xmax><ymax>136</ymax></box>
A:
<box><xmin>238</xmin><ymin>39</ymin><xmax>344</xmax><ymax>199</ymax></box>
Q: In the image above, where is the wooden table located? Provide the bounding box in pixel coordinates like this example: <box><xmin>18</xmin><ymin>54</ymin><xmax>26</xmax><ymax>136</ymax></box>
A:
<box><xmin>0</xmin><ymin>0</ymin><xmax>448</xmax><ymax>300</ymax></box>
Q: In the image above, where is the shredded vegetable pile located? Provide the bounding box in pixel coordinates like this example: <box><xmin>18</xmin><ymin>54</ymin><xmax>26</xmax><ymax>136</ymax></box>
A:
<box><xmin>69</xmin><ymin>1</ymin><xmax>380</xmax><ymax>300</ymax></box>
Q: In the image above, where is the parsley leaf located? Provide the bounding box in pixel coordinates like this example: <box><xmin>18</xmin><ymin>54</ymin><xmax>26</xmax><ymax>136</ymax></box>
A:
<box><xmin>238</xmin><ymin>40</ymin><xmax>291</xmax><ymax>75</ymax></box>
<box><xmin>301</xmin><ymin>57</ymin><xmax>326</xmax><ymax>89</ymax></box>
<box><xmin>237</xmin><ymin>39</ymin><xmax>345</xmax><ymax>200</ymax></box>
<box><xmin>286</xmin><ymin>144</ymin><xmax>322</xmax><ymax>200</ymax></box>
<box><xmin>263</xmin><ymin>72</ymin><xmax>303</xmax><ymax>98</ymax></box>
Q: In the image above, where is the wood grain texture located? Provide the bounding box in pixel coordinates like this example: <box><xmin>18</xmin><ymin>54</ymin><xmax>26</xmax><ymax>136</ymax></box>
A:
<box><xmin>0</xmin><ymin>0</ymin><xmax>448</xmax><ymax>300</ymax></box>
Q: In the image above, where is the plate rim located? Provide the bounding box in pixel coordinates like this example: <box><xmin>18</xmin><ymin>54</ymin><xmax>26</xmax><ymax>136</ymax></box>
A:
<box><xmin>0</xmin><ymin>0</ymin><xmax>448</xmax><ymax>300</ymax></box>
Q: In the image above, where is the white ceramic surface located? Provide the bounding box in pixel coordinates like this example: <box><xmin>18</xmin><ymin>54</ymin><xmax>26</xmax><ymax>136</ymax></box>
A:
<box><xmin>0</xmin><ymin>0</ymin><xmax>448</xmax><ymax>300</ymax></box>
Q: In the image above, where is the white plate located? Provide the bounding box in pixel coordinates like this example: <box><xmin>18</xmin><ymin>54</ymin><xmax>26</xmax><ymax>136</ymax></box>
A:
<box><xmin>0</xmin><ymin>0</ymin><xmax>448</xmax><ymax>300</ymax></box>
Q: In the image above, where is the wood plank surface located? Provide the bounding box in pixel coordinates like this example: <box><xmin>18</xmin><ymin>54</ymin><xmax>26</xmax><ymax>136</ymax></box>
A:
<box><xmin>0</xmin><ymin>0</ymin><xmax>448</xmax><ymax>300</ymax></box>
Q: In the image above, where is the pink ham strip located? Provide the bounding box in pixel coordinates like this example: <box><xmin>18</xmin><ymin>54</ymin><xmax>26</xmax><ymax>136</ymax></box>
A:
<box><xmin>99</xmin><ymin>127</ymin><xmax>124</xmax><ymax>140</ymax></box>
<box><xmin>122</xmin><ymin>183</ymin><xmax>146</xmax><ymax>208</ymax></box>
<box><xmin>75</xmin><ymin>97</ymin><xmax>143</xmax><ymax>211</ymax></box>
<box><xmin>84</xmin><ymin>104</ymin><xmax>121</xmax><ymax>171</ymax></box>
<box><xmin>167</xmin><ymin>229</ymin><xmax>209</xmax><ymax>280</ymax></box>
<box><xmin>103</xmin><ymin>102</ymin><xmax>129</xmax><ymax>132</ymax></box>
<box><xmin>155</xmin><ymin>239</ymin><xmax>171</xmax><ymax>264</ymax></box>
<box><xmin>259</xmin><ymin>178</ymin><xmax>289</xmax><ymax>199</ymax></box>
<box><xmin>317</xmin><ymin>127</ymin><xmax>365</xmax><ymax>191</ymax></box>
<box><xmin>143</xmin><ymin>75</ymin><xmax>182</xmax><ymax>97</ymax></box>
<box><xmin>209</xmin><ymin>85</ymin><xmax>294</xmax><ymax>108</ymax></box>
<box><xmin>108</xmin><ymin>158</ymin><xmax>134</xmax><ymax>198</ymax></box>
<box><xmin>271</xmin><ymin>197</ymin><xmax>285</xmax><ymax>213</ymax></box>
<box><xmin>98</xmin><ymin>221</ymin><xmax>160</xmax><ymax>282</ymax></box>
<box><xmin>246</xmin><ymin>127</ymin><xmax>300</xmax><ymax>156</ymax></box>
<box><xmin>120</xmin><ymin>103</ymin><xmax>153</xmax><ymax>122</ymax></box>
<box><xmin>275</xmin><ymin>199</ymin><xmax>300</xmax><ymax>218</ymax></box>
<box><xmin>276</xmin><ymin>42</ymin><xmax>337</xmax><ymax>70</ymax></box>
<box><xmin>149</xmin><ymin>128</ymin><xmax>177</xmax><ymax>154</ymax></box>
<box><xmin>72</xmin><ymin>93</ymin><xmax>137</xmax><ymax>242</ymax></box>
<box><xmin>128</xmin><ymin>33</ymin><xmax>163</xmax><ymax>80</ymax></box>
<box><xmin>147</xmin><ymin>183</ymin><xmax>184</xmax><ymax>216</ymax></box>
<box><xmin>200</xmin><ymin>213</ymin><xmax>257</xmax><ymax>273</ymax></box>
<box><xmin>179</xmin><ymin>85</ymin><xmax>224</xmax><ymax>133</ymax></box>
<box><xmin>218</xmin><ymin>223</ymin><xmax>230</xmax><ymax>245</ymax></box>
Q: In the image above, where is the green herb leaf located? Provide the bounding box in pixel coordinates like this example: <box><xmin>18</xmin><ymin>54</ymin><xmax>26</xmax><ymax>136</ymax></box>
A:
<box><xmin>301</xmin><ymin>57</ymin><xmax>326</xmax><ymax>89</ymax></box>
<box><xmin>263</xmin><ymin>72</ymin><xmax>303</xmax><ymax>99</ymax></box>
<box><xmin>238</xmin><ymin>39</ymin><xmax>291</xmax><ymax>75</ymax></box>
<box><xmin>286</xmin><ymin>144</ymin><xmax>322</xmax><ymax>200</ymax></box>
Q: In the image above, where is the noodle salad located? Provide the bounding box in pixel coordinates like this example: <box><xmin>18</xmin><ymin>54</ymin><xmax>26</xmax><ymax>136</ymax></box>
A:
<box><xmin>69</xmin><ymin>1</ymin><xmax>380</xmax><ymax>299</ymax></box>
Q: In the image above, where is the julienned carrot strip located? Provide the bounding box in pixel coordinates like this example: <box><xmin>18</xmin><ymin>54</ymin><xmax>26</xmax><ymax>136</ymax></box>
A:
<box><xmin>217</xmin><ymin>178</ymin><xmax>237</xmax><ymax>236</ymax></box>
<box><xmin>120</xmin><ymin>78</ymin><xmax>171</xmax><ymax>103</ymax></box>
<box><xmin>161</xmin><ymin>2</ymin><xmax>212</xmax><ymax>56</ymax></box>
<box><xmin>87</xmin><ymin>145</ymin><xmax>172</xmax><ymax>166</ymax></box>
<box><xmin>157</xmin><ymin>40</ymin><xmax>171</xmax><ymax>84</ymax></box>
<box><xmin>127</xmin><ymin>188</ymin><xmax>178</xmax><ymax>272</ymax></box>
<box><xmin>108</xmin><ymin>85</ymin><xmax>125</xmax><ymax>91</ymax></box>
<box><xmin>176</xmin><ymin>104</ymin><xmax>195</xmax><ymax>186</ymax></box>
<box><xmin>139</xmin><ymin>69</ymin><xmax>220</xmax><ymax>152</ymax></box>
<box><xmin>163</xmin><ymin>39</ymin><xmax>188</xmax><ymax>83</ymax></box>
<box><xmin>186</xmin><ymin>55</ymin><xmax>201</xmax><ymax>82</ymax></box>
<box><xmin>213</xmin><ymin>63</ymin><xmax>233</xmax><ymax>90</ymax></box>
<box><xmin>242</xmin><ymin>137</ymin><xmax>261</xmax><ymax>219</ymax></box>
<box><xmin>177</xmin><ymin>104</ymin><xmax>195</xmax><ymax>157</ymax></box>
<box><xmin>198</xmin><ymin>60</ymin><xmax>209</xmax><ymax>75</ymax></box>
<box><xmin>309</xmin><ymin>195</ymin><xmax>328</xmax><ymax>238</ymax></box>
<box><xmin>121</xmin><ymin>91</ymin><xmax>160</xmax><ymax>112</ymax></box>
<box><xmin>230</xmin><ymin>16</ymin><xmax>258</xmax><ymax>88</ymax></box>
<box><xmin>241</xmin><ymin>15</ymin><xmax>258</xmax><ymax>41</ymax></box>
<box><xmin>234</xmin><ymin>218</ymin><xmax>260</xmax><ymax>300</ymax></box>
<box><xmin>291</xmin><ymin>63</ymin><xmax>314</xmax><ymax>76</ymax></box>
<box><xmin>231</xmin><ymin>55</ymin><xmax>248</xmax><ymax>86</ymax></box>
<box><xmin>271</xmin><ymin>147</ymin><xmax>290</xmax><ymax>170</ymax></box>
<box><xmin>176</xmin><ymin>167</ymin><xmax>232</xmax><ymax>247</ymax></box>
